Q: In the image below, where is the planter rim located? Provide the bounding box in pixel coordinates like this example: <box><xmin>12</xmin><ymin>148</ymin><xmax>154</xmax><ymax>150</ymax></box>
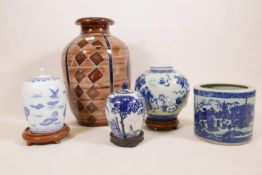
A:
<box><xmin>194</xmin><ymin>83</ymin><xmax>255</xmax><ymax>93</ymax></box>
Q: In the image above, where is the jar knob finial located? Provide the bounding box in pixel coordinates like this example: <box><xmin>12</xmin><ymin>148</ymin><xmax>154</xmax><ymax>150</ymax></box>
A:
<box><xmin>122</xmin><ymin>82</ymin><xmax>128</xmax><ymax>90</ymax></box>
<box><xmin>39</xmin><ymin>65</ymin><xmax>45</xmax><ymax>75</ymax></box>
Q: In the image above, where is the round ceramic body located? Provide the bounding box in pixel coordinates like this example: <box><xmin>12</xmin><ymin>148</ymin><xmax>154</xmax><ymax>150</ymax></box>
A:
<box><xmin>61</xmin><ymin>17</ymin><xmax>130</xmax><ymax>126</ymax></box>
<box><xmin>105</xmin><ymin>88</ymin><xmax>146</xmax><ymax>139</ymax></box>
<box><xmin>22</xmin><ymin>70</ymin><xmax>66</xmax><ymax>133</ymax></box>
<box><xmin>194</xmin><ymin>84</ymin><xmax>256</xmax><ymax>145</ymax></box>
<box><xmin>135</xmin><ymin>66</ymin><xmax>189</xmax><ymax>121</ymax></box>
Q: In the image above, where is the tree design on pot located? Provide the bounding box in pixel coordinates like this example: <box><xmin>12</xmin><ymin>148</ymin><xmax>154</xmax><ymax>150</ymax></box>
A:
<box><xmin>109</xmin><ymin>95</ymin><xmax>144</xmax><ymax>138</ymax></box>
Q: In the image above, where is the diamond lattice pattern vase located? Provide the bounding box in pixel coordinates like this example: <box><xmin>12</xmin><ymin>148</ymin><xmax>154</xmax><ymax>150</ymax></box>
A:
<box><xmin>61</xmin><ymin>17</ymin><xmax>130</xmax><ymax>126</ymax></box>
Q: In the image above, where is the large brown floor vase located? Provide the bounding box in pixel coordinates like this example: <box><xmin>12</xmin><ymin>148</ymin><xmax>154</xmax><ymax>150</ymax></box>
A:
<box><xmin>61</xmin><ymin>17</ymin><xmax>130</xmax><ymax>126</ymax></box>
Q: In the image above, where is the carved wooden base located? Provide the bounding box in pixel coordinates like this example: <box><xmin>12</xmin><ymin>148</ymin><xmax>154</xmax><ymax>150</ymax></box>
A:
<box><xmin>22</xmin><ymin>124</ymin><xmax>70</xmax><ymax>146</ymax></box>
<box><xmin>145</xmin><ymin>118</ymin><xmax>179</xmax><ymax>130</ymax></box>
<box><xmin>77</xmin><ymin>118</ymin><xmax>108</xmax><ymax>127</ymax></box>
<box><xmin>110</xmin><ymin>131</ymin><xmax>144</xmax><ymax>147</ymax></box>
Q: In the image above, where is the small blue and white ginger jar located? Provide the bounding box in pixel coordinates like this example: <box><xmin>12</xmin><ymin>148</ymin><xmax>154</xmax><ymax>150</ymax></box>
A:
<box><xmin>105</xmin><ymin>83</ymin><xmax>146</xmax><ymax>139</ymax></box>
<box><xmin>21</xmin><ymin>67</ymin><xmax>66</xmax><ymax>133</ymax></box>
<box><xmin>194</xmin><ymin>84</ymin><xmax>256</xmax><ymax>145</ymax></box>
<box><xmin>135</xmin><ymin>66</ymin><xmax>189</xmax><ymax>125</ymax></box>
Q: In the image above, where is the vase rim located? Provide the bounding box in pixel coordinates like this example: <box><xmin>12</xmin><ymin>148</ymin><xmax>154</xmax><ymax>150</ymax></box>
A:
<box><xmin>194</xmin><ymin>83</ymin><xmax>255</xmax><ymax>93</ymax></box>
<box><xmin>150</xmin><ymin>66</ymin><xmax>174</xmax><ymax>71</ymax></box>
<box><xmin>75</xmin><ymin>17</ymin><xmax>114</xmax><ymax>25</ymax></box>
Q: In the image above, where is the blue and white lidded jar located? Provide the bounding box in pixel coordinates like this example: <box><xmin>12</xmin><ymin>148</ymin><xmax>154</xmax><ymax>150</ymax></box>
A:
<box><xmin>194</xmin><ymin>84</ymin><xmax>256</xmax><ymax>145</ymax></box>
<box><xmin>22</xmin><ymin>66</ymin><xmax>66</xmax><ymax>133</ymax></box>
<box><xmin>105</xmin><ymin>83</ymin><xmax>146</xmax><ymax>146</ymax></box>
<box><xmin>135</xmin><ymin>66</ymin><xmax>189</xmax><ymax>129</ymax></box>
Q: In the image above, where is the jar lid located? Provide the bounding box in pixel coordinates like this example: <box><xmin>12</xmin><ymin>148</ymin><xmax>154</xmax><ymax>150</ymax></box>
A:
<box><xmin>27</xmin><ymin>66</ymin><xmax>60</xmax><ymax>83</ymax></box>
<box><xmin>115</xmin><ymin>82</ymin><xmax>134</xmax><ymax>94</ymax></box>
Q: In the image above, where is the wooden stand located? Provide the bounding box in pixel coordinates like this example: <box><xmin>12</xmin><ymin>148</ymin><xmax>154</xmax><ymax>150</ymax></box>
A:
<box><xmin>145</xmin><ymin>118</ymin><xmax>179</xmax><ymax>130</ymax></box>
<box><xmin>110</xmin><ymin>131</ymin><xmax>144</xmax><ymax>147</ymax></box>
<box><xmin>22</xmin><ymin>124</ymin><xmax>70</xmax><ymax>146</ymax></box>
<box><xmin>77</xmin><ymin>118</ymin><xmax>108</xmax><ymax>127</ymax></box>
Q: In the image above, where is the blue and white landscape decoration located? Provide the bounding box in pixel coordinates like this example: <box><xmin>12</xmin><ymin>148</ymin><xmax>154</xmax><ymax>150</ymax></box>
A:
<box><xmin>135</xmin><ymin>66</ymin><xmax>189</xmax><ymax>122</ymax></box>
<box><xmin>22</xmin><ymin>66</ymin><xmax>66</xmax><ymax>133</ymax></box>
<box><xmin>105</xmin><ymin>83</ymin><xmax>146</xmax><ymax>139</ymax></box>
<box><xmin>194</xmin><ymin>84</ymin><xmax>256</xmax><ymax>145</ymax></box>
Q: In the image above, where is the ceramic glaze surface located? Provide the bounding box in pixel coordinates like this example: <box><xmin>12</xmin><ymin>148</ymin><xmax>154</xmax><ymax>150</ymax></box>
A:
<box><xmin>22</xmin><ymin>67</ymin><xmax>66</xmax><ymax>133</ymax></box>
<box><xmin>194</xmin><ymin>84</ymin><xmax>256</xmax><ymax>144</ymax></box>
<box><xmin>61</xmin><ymin>17</ymin><xmax>130</xmax><ymax>126</ymax></box>
<box><xmin>135</xmin><ymin>66</ymin><xmax>189</xmax><ymax>121</ymax></box>
<box><xmin>105</xmin><ymin>87</ymin><xmax>145</xmax><ymax>138</ymax></box>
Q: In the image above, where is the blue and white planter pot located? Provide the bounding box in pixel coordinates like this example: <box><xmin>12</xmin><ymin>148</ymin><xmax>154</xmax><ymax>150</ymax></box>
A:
<box><xmin>105</xmin><ymin>84</ymin><xmax>146</xmax><ymax>139</ymax></box>
<box><xmin>194</xmin><ymin>84</ymin><xmax>256</xmax><ymax>145</ymax></box>
<box><xmin>21</xmin><ymin>67</ymin><xmax>66</xmax><ymax>133</ymax></box>
<box><xmin>135</xmin><ymin>66</ymin><xmax>189</xmax><ymax>122</ymax></box>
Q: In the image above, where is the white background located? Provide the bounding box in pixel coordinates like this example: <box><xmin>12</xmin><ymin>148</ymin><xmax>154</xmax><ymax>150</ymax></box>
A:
<box><xmin>0</xmin><ymin>0</ymin><xmax>262</xmax><ymax>175</ymax></box>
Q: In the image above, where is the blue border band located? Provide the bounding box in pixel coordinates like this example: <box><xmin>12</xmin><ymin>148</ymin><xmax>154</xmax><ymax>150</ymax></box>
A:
<box><xmin>102</xmin><ymin>33</ymin><xmax>114</xmax><ymax>93</ymax></box>
<box><xmin>126</xmin><ymin>55</ymin><xmax>130</xmax><ymax>86</ymax></box>
<box><xmin>65</xmin><ymin>42</ymin><xmax>74</xmax><ymax>88</ymax></box>
<box><xmin>194</xmin><ymin>89</ymin><xmax>256</xmax><ymax>98</ymax></box>
<box><xmin>148</xmin><ymin>114</ymin><xmax>177</xmax><ymax>122</ymax></box>
<box><xmin>151</xmin><ymin>70</ymin><xmax>174</xmax><ymax>73</ymax></box>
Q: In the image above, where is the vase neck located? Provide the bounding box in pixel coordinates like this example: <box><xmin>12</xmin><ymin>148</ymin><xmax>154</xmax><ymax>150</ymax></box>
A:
<box><xmin>76</xmin><ymin>17</ymin><xmax>114</xmax><ymax>34</ymax></box>
<box><xmin>150</xmin><ymin>66</ymin><xmax>174</xmax><ymax>73</ymax></box>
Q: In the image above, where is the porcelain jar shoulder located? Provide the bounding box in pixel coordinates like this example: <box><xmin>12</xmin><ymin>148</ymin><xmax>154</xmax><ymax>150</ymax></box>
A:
<box><xmin>22</xmin><ymin>67</ymin><xmax>66</xmax><ymax>133</ymax></box>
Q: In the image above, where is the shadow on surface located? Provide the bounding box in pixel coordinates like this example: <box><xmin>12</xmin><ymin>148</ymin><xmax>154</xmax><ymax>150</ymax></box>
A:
<box><xmin>66</xmin><ymin>121</ymin><xmax>89</xmax><ymax>138</ymax></box>
<box><xmin>65</xmin><ymin>120</ymin><xmax>112</xmax><ymax>146</ymax></box>
<box><xmin>0</xmin><ymin>119</ymin><xmax>27</xmax><ymax>145</ymax></box>
<box><xmin>141</xmin><ymin>117</ymin><xmax>202</xmax><ymax>144</ymax></box>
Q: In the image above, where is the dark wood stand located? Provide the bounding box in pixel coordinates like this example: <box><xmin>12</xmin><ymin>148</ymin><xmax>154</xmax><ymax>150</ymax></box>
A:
<box><xmin>78</xmin><ymin>118</ymin><xmax>108</xmax><ymax>127</ymax></box>
<box><xmin>145</xmin><ymin>118</ymin><xmax>179</xmax><ymax>130</ymax></box>
<box><xmin>22</xmin><ymin>124</ymin><xmax>70</xmax><ymax>146</ymax></box>
<box><xmin>110</xmin><ymin>131</ymin><xmax>144</xmax><ymax>147</ymax></box>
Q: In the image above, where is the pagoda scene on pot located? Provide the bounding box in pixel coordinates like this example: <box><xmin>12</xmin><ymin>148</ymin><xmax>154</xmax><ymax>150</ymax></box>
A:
<box><xmin>194</xmin><ymin>84</ymin><xmax>255</xmax><ymax>145</ymax></box>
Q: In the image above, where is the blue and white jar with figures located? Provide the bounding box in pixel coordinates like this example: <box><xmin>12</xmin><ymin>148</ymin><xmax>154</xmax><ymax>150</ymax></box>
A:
<box><xmin>194</xmin><ymin>84</ymin><xmax>256</xmax><ymax>145</ymax></box>
<box><xmin>105</xmin><ymin>83</ymin><xmax>146</xmax><ymax>146</ymax></box>
<box><xmin>21</xmin><ymin>66</ymin><xmax>67</xmax><ymax>133</ymax></box>
<box><xmin>135</xmin><ymin>66</ymin><xmax>189</xmax><ymax>129</ymax></box>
